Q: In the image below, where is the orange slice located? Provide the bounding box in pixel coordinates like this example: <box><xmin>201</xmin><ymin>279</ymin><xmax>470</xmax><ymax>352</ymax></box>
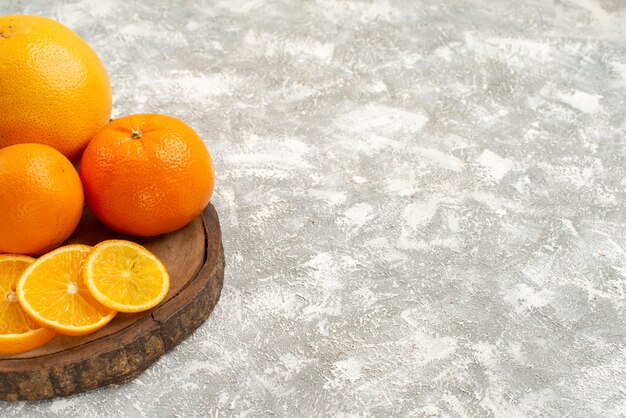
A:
<box><xmin>17</xmin><ymin>245</ymin><xmax>116</xmax><ymax>336</ymax></box>
<box><xmin>84</xmin><ymin>240</ymin><xmax>170</xmax><ymax>313</ymax></box>
<box><xmin>0</xmin><ymin>255</ymin><xmax>56</xmax><ymax>354</ymax></box>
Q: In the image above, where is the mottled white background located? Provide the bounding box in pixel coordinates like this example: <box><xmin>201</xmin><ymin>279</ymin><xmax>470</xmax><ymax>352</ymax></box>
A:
<box><xmin>1</xmin><ymin>0</ymin><xmax>626</xmax><ymax>416</ymax></box>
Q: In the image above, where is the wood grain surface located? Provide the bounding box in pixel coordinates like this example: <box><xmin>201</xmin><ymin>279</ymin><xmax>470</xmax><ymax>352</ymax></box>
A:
<box><xmin>0</xmin><ymin>204</ymin><xmax>224</xmax><ymax>401</ymax></box>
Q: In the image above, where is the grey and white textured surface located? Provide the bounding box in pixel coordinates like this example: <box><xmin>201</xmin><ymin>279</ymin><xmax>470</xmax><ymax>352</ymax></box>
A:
<box><xmin>1</xmin><ymin>0</ymin><xmax>625</xmax><ymax>416</ymax></box>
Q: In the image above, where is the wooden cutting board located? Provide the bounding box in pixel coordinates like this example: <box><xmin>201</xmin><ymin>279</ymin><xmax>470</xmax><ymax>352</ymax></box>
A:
<box><xmin>0</xmin><ymin>203</ymin><xmax>224</xmax><ymax>401</ymax></box>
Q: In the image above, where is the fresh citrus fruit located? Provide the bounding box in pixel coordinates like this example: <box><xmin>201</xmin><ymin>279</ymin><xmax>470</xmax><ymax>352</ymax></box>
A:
<box><xmin>83</xmin><ymin>240</ymin><xmax>170</xmax><ymax>313</ymax></box>
<box><xmin>17</xmin><ymin>245</ymin><xmax>116</xmax><ymax>336</ymax></box>
<box><xmin>0</xmin><ymin>15</ymin><xmax>112</xmax><ymax>161</ymax></box>
<box><xmin>0</xmin><ymin>255</ymin><xmax>56</xmax><ymax>354</ymax></box>
<box><xmin>79</xmin><ymin>114</ymin><xmax>215</xmax><ymax>236</ymax></box>
<box><xmin>0</xmin><ymin>144</ymin><xmax>84</xmax><ymax>256</ymax></box>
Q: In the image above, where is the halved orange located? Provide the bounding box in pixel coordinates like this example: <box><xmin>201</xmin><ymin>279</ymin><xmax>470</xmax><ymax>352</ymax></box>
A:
<box><xmin>84</xmin><ymin>240</ymin><xmax>170</xmax><ymax>313</ymax></box>
<box><xmin>0</xmin><ymin>255</ymin><xmax>56</xmax><ymax>354</ymax></box>
<box><xmin>17</xmin><ymin>245</ymin><xmax>116</xmax><ymax>336</ymax></box>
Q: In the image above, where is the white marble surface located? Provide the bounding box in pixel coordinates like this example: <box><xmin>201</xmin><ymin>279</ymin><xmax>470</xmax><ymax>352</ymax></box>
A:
<box><xmin>1</xmin><ymin>0</ymin><xmax>625</xmax><ymax>416</ymax></box>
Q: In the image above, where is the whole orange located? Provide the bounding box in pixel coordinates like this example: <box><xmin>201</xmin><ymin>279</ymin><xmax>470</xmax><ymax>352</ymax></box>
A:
<box><xmin>0</xmin><ymin>15</ymin><xmax>112</xmax><ymax>161</ymax></box>
<box><xmin>0</xmin><ymin>144</ymin><xmax>84</xmax><ymax>256</ymax></box>
<box><xmin>80</xmin><ymin>114</ymin><xmax>215</xmax><ymax>237</ymax></box>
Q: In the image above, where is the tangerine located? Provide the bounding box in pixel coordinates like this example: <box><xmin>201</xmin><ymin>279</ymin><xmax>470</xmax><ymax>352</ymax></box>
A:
<box><xmin>0</xmin><ymin>144</ymin><xmax>84</xmax><ymax>256</ymax></box>
<box><xmin>80</xmin><ymin>114</ymin><xmax>215</xmax><ymax>236</ymax></box>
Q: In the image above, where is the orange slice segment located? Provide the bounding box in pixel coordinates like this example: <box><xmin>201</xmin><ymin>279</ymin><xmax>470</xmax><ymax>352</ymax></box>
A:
<box><xmin>0</xmin><ymin>255</ymin><xmax>56</xmax><ymax>354</ymax></box>
<box><xmin>17</xmin><ymin>245</ymin><xmax>116</xmax><ymax>336</ymax></box>
<box><xmin>84</xmin><ymin>240</ymin><xmax>170</xmax><ymax>313</ymax></box>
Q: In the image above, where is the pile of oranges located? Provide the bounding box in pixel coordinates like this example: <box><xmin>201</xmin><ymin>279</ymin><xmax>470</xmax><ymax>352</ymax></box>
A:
<box><xmin>0</xmin><ymin>16</ymin><xmax>215</xmax><ymax>354</ymax></box>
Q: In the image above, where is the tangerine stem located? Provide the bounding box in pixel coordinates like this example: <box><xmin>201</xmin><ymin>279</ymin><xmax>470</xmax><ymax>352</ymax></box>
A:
<box><xmin>131</xmin><ymin>130</ymin><xmax>143</xmax><ymax>139</ymax></box>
